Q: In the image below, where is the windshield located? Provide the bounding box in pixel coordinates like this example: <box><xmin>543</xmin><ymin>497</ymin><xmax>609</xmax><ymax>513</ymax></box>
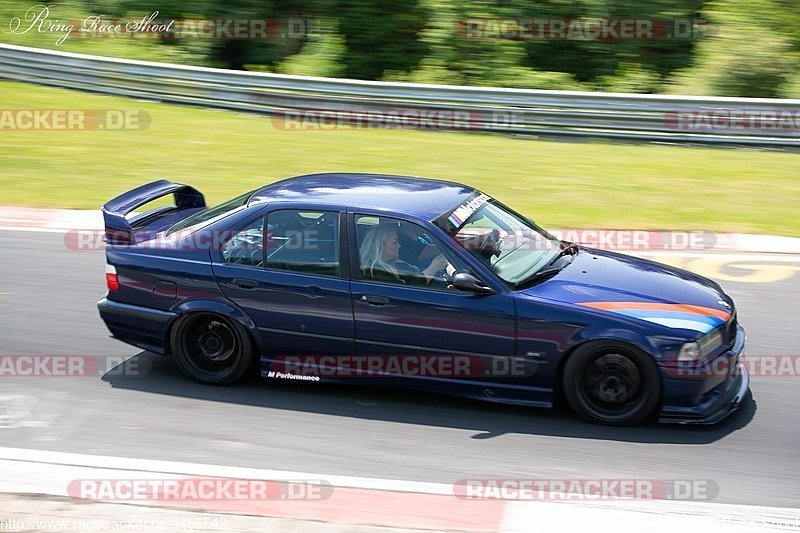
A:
<box><xmin>166</xmin><ymin>190</ymin><xmax>254</xmax><ymax>236</ymax></box>
<box><xmin>439</xmin><ymin>197</ymin><xmax>564</xmax><ymax>285</ymax></box>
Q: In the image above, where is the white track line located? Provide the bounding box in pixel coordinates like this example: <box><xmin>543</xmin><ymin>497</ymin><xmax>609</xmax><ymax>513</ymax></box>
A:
<box><xmin>0</xmin><ymin>226</ymin><xmax>84</xmax><ymax>234</ymax></box>
<box><xmin>0</xmin><ymin>446</ymin><xmax>452</xmax><ymax>495</ymax></box>
<box><xmin>501</xmin><ymin>499</ymin><xmax>800</xmax><ymax>533</ymax></box>
<box><xmin>0</xmin><ymin>446</ymin><xmax>797</xmax><ymax>533</ymax></box>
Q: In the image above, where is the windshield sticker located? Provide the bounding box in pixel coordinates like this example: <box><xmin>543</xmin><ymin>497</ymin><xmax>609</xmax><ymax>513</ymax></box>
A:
<box><xmin>448</xmin><ymin>193</ymin><xmax>491</xmax><ymax>228</ymax></box>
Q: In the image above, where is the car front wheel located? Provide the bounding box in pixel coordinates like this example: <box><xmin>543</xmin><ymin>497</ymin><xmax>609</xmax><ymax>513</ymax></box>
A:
<box><xmin>171</xmin><ymin>313</ymin><xmax>254</xmax><ymax>385</ymax></box>
<box><xmin>563</xmin><ymin>342</ymin><xmax>661</xmax><ymax>426</ymax></box>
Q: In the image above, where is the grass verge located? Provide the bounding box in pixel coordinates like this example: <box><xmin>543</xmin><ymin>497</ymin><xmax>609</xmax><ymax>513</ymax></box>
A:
<box><xmin>1</xmin><ymin>80</ymin><xmax>798</xmax><ymax>235</ymax></box>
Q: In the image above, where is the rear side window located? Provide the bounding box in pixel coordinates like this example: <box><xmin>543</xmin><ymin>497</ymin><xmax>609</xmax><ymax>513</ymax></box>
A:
<box><xmin>265</xmin><ymin>210</ymin><xmax>341</xmax><ymax>277</ymax></box>
<box><xmin>222</xmin><ymin>218</ymin><xmax>264</xmax><ymax>267</ymax></box>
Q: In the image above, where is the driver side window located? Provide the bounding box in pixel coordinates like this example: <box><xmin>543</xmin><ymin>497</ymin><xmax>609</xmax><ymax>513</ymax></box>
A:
<box><xmin>355</xmin><ymin>215</ymin><xmax>467</xmax><ymax>290</ymax></box>
<box><xmin>266</xmin><ymin>210</ymin><xmax>341</xmax><ymax>277</ymax></box>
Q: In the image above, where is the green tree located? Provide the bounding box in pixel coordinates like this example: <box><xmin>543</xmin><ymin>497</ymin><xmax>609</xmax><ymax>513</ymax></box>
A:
<box><xmin>334</xmin><ymin>0</ymin><xmax>428</xmax><ymax>79</ymax></box>
<box><xmin>384</xmin><ymin>0</ymin><xmax>578</xmax><ymax>89</ymax></box>
<box><xmin>516</xmin><ymin>0</ymin><xmax>705</xmax><ymax>91</ymax></box>
<box><xmin>666</xmin><ymin>0</ymin><xmax>800</xmax><ymax>97</ymax></box>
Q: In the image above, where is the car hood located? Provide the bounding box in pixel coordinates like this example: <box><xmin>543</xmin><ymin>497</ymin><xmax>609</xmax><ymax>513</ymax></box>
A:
<box><xmin>519</xmin><ymin>248</ymin><xmax>734</xmax><ymax>334</ymax></box>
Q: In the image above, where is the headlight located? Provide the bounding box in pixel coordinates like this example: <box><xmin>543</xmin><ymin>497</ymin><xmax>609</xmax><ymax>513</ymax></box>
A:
<box><xmin>678</xmin><ymin>342</ymin><xmax>701</xmax><ymax>361</ymax></box>
<box><xmin>678</xmin><ymin>330</ymin><xmax>724</xmax><ymax>361</ymax></box>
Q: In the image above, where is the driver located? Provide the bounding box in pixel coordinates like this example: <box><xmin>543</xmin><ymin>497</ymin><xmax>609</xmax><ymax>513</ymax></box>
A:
<box><xmin>360</xmin><ymin>224</ymin><xmax>454</xmax><ymax>286</ymax></box>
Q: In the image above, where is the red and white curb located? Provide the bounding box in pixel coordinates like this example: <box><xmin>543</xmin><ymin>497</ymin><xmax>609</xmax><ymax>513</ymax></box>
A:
<box><xmin>0</xmin><ymin>447</ymin><xmax>797</xmax><ymax>532</ymax></box>
<box><xmin>1</xmin><ymin>205</ymin><xmax>799</xmax><ymax>254</ymax></box>
<box><xmin>0</xmin><ymin>206</ymin><xmax>102</xmax><ymax>232</ymax></box>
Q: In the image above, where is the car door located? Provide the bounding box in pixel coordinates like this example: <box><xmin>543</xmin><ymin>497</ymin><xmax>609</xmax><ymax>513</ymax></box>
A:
<box><xmin>348</xmin><ymin>212</ymin><xmax>536</xmax><ymax>396</ymax></box>
<box><xmin>212</xmin><ymin>206</ymin><xmax>355</xmax><ymax>358</ymax></box>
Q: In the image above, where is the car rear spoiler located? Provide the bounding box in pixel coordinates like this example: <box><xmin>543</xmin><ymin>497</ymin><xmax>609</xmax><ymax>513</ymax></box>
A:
<box><xmin>102</xmin><ymin>180</ymin><xmax>205</xmax><ymax>245</ymax></box>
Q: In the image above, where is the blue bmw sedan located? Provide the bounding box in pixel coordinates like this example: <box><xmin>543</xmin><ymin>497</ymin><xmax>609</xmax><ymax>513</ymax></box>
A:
<box><xmin>97</xmin><ymin>173</ymin><xmax>749</xmax><ymax>426</ymax></box>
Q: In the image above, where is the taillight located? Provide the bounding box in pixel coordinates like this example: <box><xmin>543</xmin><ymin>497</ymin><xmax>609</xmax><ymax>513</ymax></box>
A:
<box><xmin>105</xmin><ymin>264</ymin><xmax>119</xmax><ymax>291</ymax></box>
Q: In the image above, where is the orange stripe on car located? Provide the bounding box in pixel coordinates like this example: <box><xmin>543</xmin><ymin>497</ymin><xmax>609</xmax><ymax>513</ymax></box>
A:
<box><xmin>578</xmin><ymin>301</ymin><xmax>731</xmax><ymax>320</ymax></box>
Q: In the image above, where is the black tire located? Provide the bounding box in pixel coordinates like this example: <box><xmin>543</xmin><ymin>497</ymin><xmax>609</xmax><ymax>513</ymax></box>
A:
<box><xmin>563</xmin><ymin>342</ymin><xmax>661</xmax><ymax>426</ymax></box>
<box><xmin>170</xmin><ymin>313</ymin><xmax>254</xmax><ymax>385</ymax></box>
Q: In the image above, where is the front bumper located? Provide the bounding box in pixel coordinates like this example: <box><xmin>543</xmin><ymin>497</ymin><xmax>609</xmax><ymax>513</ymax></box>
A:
<box><xmin>658</xmin><ymin>325</ymin><xmax>750</xmax><ymax>424</ymax></box>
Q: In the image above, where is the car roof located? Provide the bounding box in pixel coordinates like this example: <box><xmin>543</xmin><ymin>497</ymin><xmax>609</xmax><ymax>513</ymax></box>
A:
<box><xmin>248</xmin><ymin>173</ymin><xmax>477</xmax><ymax>221</ymax></box>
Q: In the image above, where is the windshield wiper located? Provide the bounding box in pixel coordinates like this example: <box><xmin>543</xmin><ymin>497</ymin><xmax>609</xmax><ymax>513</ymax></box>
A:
<box><xmin>521</xmin><ymin>265</ymin><xmax>563</xmax><ymax>283</ymax></box>
<box><xmin>515</xmin><ymin>242</ymin><xmax>578</xmax><ymax>288</ymax></box>
<box><xmin>514</xmin><ymin>262</ymin><xmax>569</xmax><ymax>287</ymax></box>
<box><xmin>547</xmin><ymin>241</ymin><xmax>579</xmax><ymax>266</ymax></box>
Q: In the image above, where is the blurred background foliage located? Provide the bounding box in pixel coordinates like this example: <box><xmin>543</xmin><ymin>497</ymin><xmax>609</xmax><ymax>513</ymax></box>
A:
<box><xmin>1</xmin><ymin>0</ymin><xmax>799</xmax><ymax>97</ymax></box>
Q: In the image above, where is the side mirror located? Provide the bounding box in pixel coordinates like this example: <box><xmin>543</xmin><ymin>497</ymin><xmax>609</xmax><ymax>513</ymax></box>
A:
<box><xmin>452</xmin><ymin>272</ymin><xmax>494</xmax><ymax>294</ymax></box>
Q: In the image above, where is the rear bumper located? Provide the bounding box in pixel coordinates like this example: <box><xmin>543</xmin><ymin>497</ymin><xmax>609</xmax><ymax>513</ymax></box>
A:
<box><xmin>97</xmin><ymin>297</ymin><xmax>176</xmax><ymax>355</ymax></box>
<box><xmin>659</xmin><ymin>325</ymin><xmax>750</xmax><ymax>424</ymax></box>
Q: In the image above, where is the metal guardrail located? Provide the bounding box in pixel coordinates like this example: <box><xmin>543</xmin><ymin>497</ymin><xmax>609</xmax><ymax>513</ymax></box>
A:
<box><xmin>1</xmin><ymin>43</ymin><xmax>798</xmax><ymax>147</ymax></box>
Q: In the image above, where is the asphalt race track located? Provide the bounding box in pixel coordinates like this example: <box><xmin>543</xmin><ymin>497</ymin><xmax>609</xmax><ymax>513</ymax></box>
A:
<box><xmin>1</xmin><ymin>230</ymin><xmax>798</xmax><ymax>508</ymax></box>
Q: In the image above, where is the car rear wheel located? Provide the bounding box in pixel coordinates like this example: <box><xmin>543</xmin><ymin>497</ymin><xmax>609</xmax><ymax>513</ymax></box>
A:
<box><xmin>563</xmin><ymin>342</ymin><xmax>661</xmax><ymax>426</ymax></box>
<box><xmin>171</xmin><ymin>313</ymin><xmax>254</xmax><ymax>385</ymax></box>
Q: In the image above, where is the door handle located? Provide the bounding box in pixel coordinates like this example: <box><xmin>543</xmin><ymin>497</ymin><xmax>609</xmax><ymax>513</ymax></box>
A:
<box><xmin>233</xmin><ymin>278</ymin><xmax>259</xmax><ymax>289</ymax></box>
<box><xmin>360</xmin><ymin>295</ymin><xmax>389</xmax><ymax>305</ymax></box>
